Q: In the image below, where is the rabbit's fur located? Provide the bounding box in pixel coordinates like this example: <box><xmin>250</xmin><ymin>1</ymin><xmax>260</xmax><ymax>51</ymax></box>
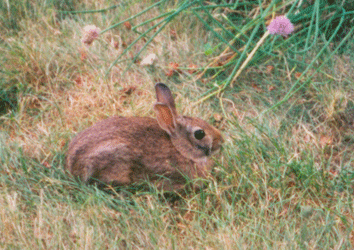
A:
<box><xmin>66</xmin><ymin>83</ymin><xmax>224</xmax><ymax>191</ymax></box>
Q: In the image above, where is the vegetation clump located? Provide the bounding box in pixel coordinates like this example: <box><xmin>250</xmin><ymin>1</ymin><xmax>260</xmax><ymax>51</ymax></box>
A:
<box><xmin>0</xmin><ymin>0</ymin><xmax>353</xmax><ymax>248</ymax></box>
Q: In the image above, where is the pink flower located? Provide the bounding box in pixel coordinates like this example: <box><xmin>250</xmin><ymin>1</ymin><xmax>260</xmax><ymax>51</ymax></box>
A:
<box><xmin>81</xmin><ymin>25</ymin><xmax>100</xmax><ymax>45</ymax></box>
<box><xmin>267</xmin><ymin>16</ymin><xmax>294</xmax><ymax>37</ymax></box>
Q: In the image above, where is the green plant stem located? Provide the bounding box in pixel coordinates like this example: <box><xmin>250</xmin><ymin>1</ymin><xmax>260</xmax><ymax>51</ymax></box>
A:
<box><xmin>58</xmin><ymin>4</ymin><xmax>122</xmax><ymax>14</ymax></box>
<box><xmin>193</xmin><ymin>23</ymin><xmax>263</xmax><ymax>106</ymax></box>
<box><xmin>131</xmin><ymin>11</ymin><xmax>174</xmax><ymax>31</ymax></box>
<box><xmin>262</xmin><ymin>12</ymin><xmax>351</xmax><ymax>114</ymax></box>
<box><xmin>230</xmin><ymin>30</ymin><xmax>270</xmax><ymax>86</ymax></box>
<box><xmin>106</xmin><ymin>1</ymin><xmax>198</xmax><ymax>76</ymax></box>
<box><xmin>100</xmin><ymin>0</ymin><xmax>168</xmax><ymax>34</ymax></box>
<box><xmin>104</xmin><ymin>17</ymin><xmax>166</xmax><ymax>76</ymax></box>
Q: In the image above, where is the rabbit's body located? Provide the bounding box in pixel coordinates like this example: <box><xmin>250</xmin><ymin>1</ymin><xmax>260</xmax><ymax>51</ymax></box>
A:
<box><xmin>66</xmin><ymin>83</ymin><xmax>223</xmax><ymax>191</ymax></box>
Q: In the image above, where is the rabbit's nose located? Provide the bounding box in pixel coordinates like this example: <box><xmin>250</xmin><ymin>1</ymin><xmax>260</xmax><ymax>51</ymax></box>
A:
<box><xmin>212</xmin><ymin>136</ymin><xmax>224</xmax><ymax>152</ymax></box>
<box><xmin>220</xmin><ymin>135</ymin><xmax>225</xmax><ymax>144</ymax></box>
<box><xmin>216</xmin><ymin>134</ymin><xmax>225</xmax><ymax>145</ymax></box>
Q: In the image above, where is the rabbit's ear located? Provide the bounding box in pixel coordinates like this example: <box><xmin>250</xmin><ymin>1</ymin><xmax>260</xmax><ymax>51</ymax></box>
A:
<box><xmin>153</xmin><ymin>103</ymin><xmax>176</xmax><ymax>135</ymax></box>
<box><xmin>155</xmin><ymin>83</ymin><xmax>177</xmax><ymax>116</ymax></box>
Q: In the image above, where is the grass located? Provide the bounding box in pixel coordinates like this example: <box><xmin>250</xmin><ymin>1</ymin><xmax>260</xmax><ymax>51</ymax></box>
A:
<box><xmin>1</xmin><ymin>0</ymin><xmax>354</xmax><ymax>249</ymax></box>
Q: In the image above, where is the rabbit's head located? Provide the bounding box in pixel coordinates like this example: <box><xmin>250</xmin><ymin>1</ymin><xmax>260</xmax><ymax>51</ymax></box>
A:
<box><xmin>154</xmin><ymin>83</ymin><xmax>224</xmax><ymax>163</ymax></box>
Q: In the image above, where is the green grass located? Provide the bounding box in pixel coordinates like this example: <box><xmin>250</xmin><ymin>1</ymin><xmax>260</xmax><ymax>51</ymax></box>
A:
<box><xmin>1</xmin><ymin>0</ymin><xmax>354</xmax><ymax>249</ymax></box>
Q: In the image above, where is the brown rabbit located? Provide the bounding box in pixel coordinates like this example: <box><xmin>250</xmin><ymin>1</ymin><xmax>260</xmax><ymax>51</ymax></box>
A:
<box><xmin>66</xmin><ymin>83</ymin><xmax>224</xmax><ymax>191</ymax></box>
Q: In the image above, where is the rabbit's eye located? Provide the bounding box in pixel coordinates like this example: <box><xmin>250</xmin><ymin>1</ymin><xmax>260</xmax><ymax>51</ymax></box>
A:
<box><xmin>194</xmin><ymin>129</ymin><xmax>205</xmax><ymax>140</ymax></box>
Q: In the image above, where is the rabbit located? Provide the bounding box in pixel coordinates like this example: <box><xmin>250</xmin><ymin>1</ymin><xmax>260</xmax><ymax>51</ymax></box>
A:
<box><xmin>66</xmin><ymin>83</ymin><xmax>224</xmax><ymax>191</ymax></box>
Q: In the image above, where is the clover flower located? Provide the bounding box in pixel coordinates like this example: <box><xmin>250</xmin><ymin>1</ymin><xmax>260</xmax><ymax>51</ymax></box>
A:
<box><xmin>267</xmin><ymin>15</ymin><xmax>294</xmax><ymax>37</ymax></box>
<box><xmin>140</xmin><ymin>53</ymin><xmax>157</xmax><ymax>66</ymax></box>
<box><xmin>81</xmin><ymin>25</ymin><xmax>100</xmax><ymax>45</ymax></box>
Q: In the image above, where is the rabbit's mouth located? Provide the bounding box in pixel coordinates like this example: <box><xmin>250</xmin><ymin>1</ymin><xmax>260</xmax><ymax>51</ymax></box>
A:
<box><xmin>211</xmin><ymin>144</ymin><xmax>222</xmax><ymax>153</ymax></box>
<box><xmin>196</xmin><ymin>144</ymin><xmax>211</xmax><ymax>156</ymax></box>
